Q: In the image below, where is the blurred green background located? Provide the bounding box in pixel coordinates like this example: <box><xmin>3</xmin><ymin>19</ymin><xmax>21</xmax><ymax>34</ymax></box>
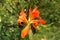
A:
<box><xmin>0</xmin><ymin>0</ymin><xmax>60</xmax><ymax>40</ymax></box>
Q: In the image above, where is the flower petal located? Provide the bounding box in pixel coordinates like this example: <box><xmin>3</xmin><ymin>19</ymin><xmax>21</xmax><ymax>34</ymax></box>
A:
<box><xmin>29</xmin><ymin>7</ymin><xmax>33</xmax><ymax>20</ymax></box>
<box><xmin>17</xmin><ymin>10</ymin><xmax>27</xmax><ymax>24</ymax></box>
<box><xmin>21</xmin><ymin>26</ymin><xmax>29</xmax><ymax>38</ymax></box>
<box><xmin>32</xmin><ymin>6</ymin><xmax>40</xmax><ymax>17</ymax></box>
<box><xmin>20</xmin><ymin>9</ymin><xmax>26</xmax><ymax>17</ymax></box>
<box><xmin>17</xmin><ymin>16</ymin><xmax>27</xmax><ymax>23</ymax></box>
<box><xmin>39</xmin><ymin>17</ymin><xmax>46</xmax><ymax>24</ymax></box>
<box><xmin>29</xmin><ymin>6</ymin><xmax>40</xmax><ymax>20</ymax></box>
<box><xmin>32</xmin><ymin>20</ymin><xmax>39</xmax><ymax>28</ymax></box>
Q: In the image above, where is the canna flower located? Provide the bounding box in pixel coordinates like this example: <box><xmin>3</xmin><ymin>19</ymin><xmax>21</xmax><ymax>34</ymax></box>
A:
<box><xmin>17</xmin><ymin>6</ymin><xmax>46</xmax><ymax>38</ymax></box>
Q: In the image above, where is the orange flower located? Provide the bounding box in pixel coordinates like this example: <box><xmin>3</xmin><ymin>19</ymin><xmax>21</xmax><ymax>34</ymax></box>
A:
<box><xmin>29</xmin><ymin>6</ymin><xmax>40</xmax><ymax>20</ymax></box>
<box><xmin>17</xmin><ymin>6</ymin><xmax>46</xmax><ymax>38</ymax></box>
<box><xmin>21</xmin><ymin>25</ymin><xmax>29</xmax><ymax>38</ymax></box>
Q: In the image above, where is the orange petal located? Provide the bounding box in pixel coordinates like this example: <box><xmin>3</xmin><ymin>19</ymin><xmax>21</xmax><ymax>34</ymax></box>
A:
<box><xmin>20</xmin><ymin>9</ymin><xmax>26</xmax><ymax>17</ymax></box>
<box><xmin>32</xmin><ymin>6</ymin><xmax>40</xmax><ymax>17</ymax></box>
<box><xmin>17</xmin><ymin>9</ymin><xmax>27</xmax><ymax>23</ymax></box>
<box><xmin>39</xmin><ymin>17</ymin><xmax>46</xmax><ymax>24</ymax></box>
<box><xmin>29</xmin><ymin>6</ymin><xmax>40</xmax><ymax>20</ymax></box>
<box><xmin>33</xmin><ymin>20</ymin><xmax>39</xmax><ymax>28</ymax></box>
<box><xmin>29</xmin><ymin>7</ymin><xmax>33</xmax><ymax>20</ymax></box>
<box><xmin>21</xmin><ymin>26</ymin><xmax>29</xmax><ymax>38</ymax></box>
<box><xmin>17</xmin><ymin>16</ymin><xmax>27</xmax><ymax>23</ymax></box>
<box><xmin>17</xmin><ymin>18</ymin><xmax>22</xmax><ymax>23</ymax></box>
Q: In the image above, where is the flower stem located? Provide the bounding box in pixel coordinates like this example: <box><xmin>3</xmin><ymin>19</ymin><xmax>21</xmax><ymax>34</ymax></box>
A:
<box><xmin>29</xmin><ymin>28</ymin><xmax>34</xmax><ymax>40</ymax></box>
<box><xmin>28</xmin><ymin>18</ymin><xmax>34</xmax><ymax>40</ymax></box>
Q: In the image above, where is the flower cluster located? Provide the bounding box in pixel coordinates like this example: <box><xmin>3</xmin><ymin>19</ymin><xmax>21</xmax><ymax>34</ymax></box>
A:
<box><xmin>17</xmin><ymin>6</ymin><xmax>46</xmax><ymax>38</ymax></box>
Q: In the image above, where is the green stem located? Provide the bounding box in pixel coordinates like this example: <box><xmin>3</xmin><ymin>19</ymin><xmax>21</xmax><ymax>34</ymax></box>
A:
<box><xmin>29</xmin><ymin>29</ymin><xmax>34</xmax><ymax>40</ymax></box>
<box><xmin>28</xmin><ymin>18</ymin><xmax>34</xmax><ymax>40</ymax></box>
